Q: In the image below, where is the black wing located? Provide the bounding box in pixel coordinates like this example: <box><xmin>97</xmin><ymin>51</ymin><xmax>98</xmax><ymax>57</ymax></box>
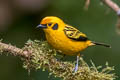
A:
<box><xmin>64</xmin><ymin>25</ymin><xmax>88</xmax><ymax>41</ymax></box>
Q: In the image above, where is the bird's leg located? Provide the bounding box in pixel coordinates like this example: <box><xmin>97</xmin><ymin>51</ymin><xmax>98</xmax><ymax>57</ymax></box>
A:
<box><xmin>74</xmin><ymin>53</ymin><xmax>80</xmax><ymax>73</ymax></box>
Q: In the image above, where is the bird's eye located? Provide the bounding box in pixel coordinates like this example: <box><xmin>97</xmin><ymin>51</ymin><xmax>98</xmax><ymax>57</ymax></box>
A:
<box><xmin>52</xmin><ymin>23</ymin><xmax>58</xmax><ymax>30</ymax></box>
<box><xmin>48</xmin><ymin>23</ymin><xmax>52</xmax><ymax>26</ymax></box>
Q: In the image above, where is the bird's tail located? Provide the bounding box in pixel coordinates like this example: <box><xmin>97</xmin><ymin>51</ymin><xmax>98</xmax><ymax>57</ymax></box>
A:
<box><xmin>91</xmin><ymin>41</ymin><xmax>111</xmax><ymax>48</ymax></box>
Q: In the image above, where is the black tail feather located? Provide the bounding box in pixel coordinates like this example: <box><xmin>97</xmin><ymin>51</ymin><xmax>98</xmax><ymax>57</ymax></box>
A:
<box><xmin>92</xmin><ymin>41</ymin><xmax>111</xmax><ymax>48</ymax></box>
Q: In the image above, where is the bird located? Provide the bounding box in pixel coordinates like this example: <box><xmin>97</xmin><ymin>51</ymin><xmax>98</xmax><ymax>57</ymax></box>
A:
<box><xmin>37</xmin><ymin>16</ymin><xmax>111</xmax><ymax>72</ymax></box>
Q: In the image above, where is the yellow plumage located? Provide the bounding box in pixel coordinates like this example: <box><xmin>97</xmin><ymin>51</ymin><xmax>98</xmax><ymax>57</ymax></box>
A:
<box><xmin>39</xmin><ymin>16</ymin><xmax>94</xmax><ymax>56</ymax></box>
<box><xmin>37</xmin><ymin>16</ymin><xmax>110</xmax><ymax>72</ymax></box>
<box><xmin>38</xmin><ymin>16</ymin><xmax>110</xmax><ymax>56</ymax></box>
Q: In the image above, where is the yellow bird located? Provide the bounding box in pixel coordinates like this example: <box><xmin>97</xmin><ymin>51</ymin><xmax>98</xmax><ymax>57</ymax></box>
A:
<box><xmin>37</xmin><ymin>16</ymin><xmax>110</xmax><ymax>72</ymax></box>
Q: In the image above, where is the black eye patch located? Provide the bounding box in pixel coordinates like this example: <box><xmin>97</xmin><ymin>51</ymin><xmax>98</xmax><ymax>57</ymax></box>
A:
<box><xmin>52</xmin><ymin>23</ymin><xmax>58</xmax><ymax>30</ymax></box>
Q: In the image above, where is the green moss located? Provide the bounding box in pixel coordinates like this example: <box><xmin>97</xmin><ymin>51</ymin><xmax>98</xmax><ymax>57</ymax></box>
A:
<box><xmin>23</xmin><ymin>40</ymin><xmax>117</xmax><ymax>80</ymax></box>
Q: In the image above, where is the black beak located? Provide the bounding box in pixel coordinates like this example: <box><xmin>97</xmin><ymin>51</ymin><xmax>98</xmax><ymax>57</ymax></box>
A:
<box><xmin>36</xmin><ymin>24</ymin><xmax>47</xmax><ymax>28</ymax></box>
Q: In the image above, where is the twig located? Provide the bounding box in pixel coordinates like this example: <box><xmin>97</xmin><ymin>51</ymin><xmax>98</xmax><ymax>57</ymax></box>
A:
<box><xmin>101</xmin><ymin>0</ymin><xmax>120</xmax><ymax>34</ymax></box>
<box><xmin>84</xmin><ymin>0</ymin><xmax>90</xmax><ymax>10</ymax></box>
<box><xmin>101</xmin><ymin>0</ymin><xmax>120</xmax><ymax>15</ymax></box>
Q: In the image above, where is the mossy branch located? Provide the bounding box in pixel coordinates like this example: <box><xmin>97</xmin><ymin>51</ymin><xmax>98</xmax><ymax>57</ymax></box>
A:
<box><xmin>0</xmin><ymin>40</ymin><xmax>117</xmax><ymax>80</ymax></box>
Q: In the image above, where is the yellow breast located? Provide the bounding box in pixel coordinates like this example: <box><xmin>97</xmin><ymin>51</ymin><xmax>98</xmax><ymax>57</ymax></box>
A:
<box><xmin>44</xmin><ymin>29</ymin><xmax>90</xmax><ymax>56</ymax></box>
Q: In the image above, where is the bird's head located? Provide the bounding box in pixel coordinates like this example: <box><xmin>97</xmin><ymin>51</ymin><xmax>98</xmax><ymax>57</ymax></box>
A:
<box><xmin>37</xmin><ymin>16</ymin><xmax>65</xmax><ymax>31</ymax></box>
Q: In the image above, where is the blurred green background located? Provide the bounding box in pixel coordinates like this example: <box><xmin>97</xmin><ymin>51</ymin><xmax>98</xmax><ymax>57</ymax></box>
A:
<box><xmin>0</xmin><ymin>0</ymin><xmax>120</xmax><ymax>80</ymax></box>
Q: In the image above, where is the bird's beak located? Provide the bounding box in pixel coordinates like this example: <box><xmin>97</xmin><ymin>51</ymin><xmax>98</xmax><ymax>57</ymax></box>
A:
<box><xmin>36</xmin><ymin>24</ymin><xmax>47</xmax><ymax>28</ymax></box>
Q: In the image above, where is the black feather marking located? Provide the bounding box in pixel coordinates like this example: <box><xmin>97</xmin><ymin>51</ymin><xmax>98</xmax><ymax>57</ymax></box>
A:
<box><xmin>69</xmin><ymin>36</ymin><xmax>88</xmax><ymax>41</ymax></box>
<box><xmin>52</xmin><ymin>23</ymin><xmax>58</xmax><ymax>30</ymax></box>
<box><xmin>64</xmin><ymin>26</ymin><xmax>88</xmax><ymax>41</ymax></box>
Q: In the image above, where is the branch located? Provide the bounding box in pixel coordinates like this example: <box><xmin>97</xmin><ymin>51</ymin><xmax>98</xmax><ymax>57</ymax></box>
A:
<box><xmin>0</xmin><ymin>41</ymin><xmax>30</xmax><ymax>57</ymax></box>
<box><xmin>84</xmin><ymin>0</ymin><xmax>120</xmax><ymax>34</ymax></box>
<box><xmin>102</xmin><ymin>0</ymin><xmax>120</xmax><ymax>15</ymax></box>
<box><xmin>84</xmin><ymin>0</ymin><xmax>90</xmax><ymax>10</ymax></box>
<box><xmin>101</xmin><ymin>0</ymin><xmax>120</xmax><ymax>34</ymax></box>
<box><xmin>0</xmin><ymin>40</ymin><xmax>116</xmax><ymax>80</ymax></box>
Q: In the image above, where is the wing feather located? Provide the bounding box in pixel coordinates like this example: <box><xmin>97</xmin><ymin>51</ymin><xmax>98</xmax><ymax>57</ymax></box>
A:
<box><xmin>64</xmin><ymin>25</ymin><xmax>88</xmax><ymax>41</ymax></box>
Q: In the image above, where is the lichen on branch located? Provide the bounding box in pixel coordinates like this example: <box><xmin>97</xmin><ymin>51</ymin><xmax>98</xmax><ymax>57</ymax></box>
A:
<box><xmin>22</xmin><ymin>40</ymin><xmax>116</xmax><ymax>80</ymax></box>
<box><xmin>0</xmin><ymin>39</ymin><xmax>117</xmax><ymax>80</ymax></box>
